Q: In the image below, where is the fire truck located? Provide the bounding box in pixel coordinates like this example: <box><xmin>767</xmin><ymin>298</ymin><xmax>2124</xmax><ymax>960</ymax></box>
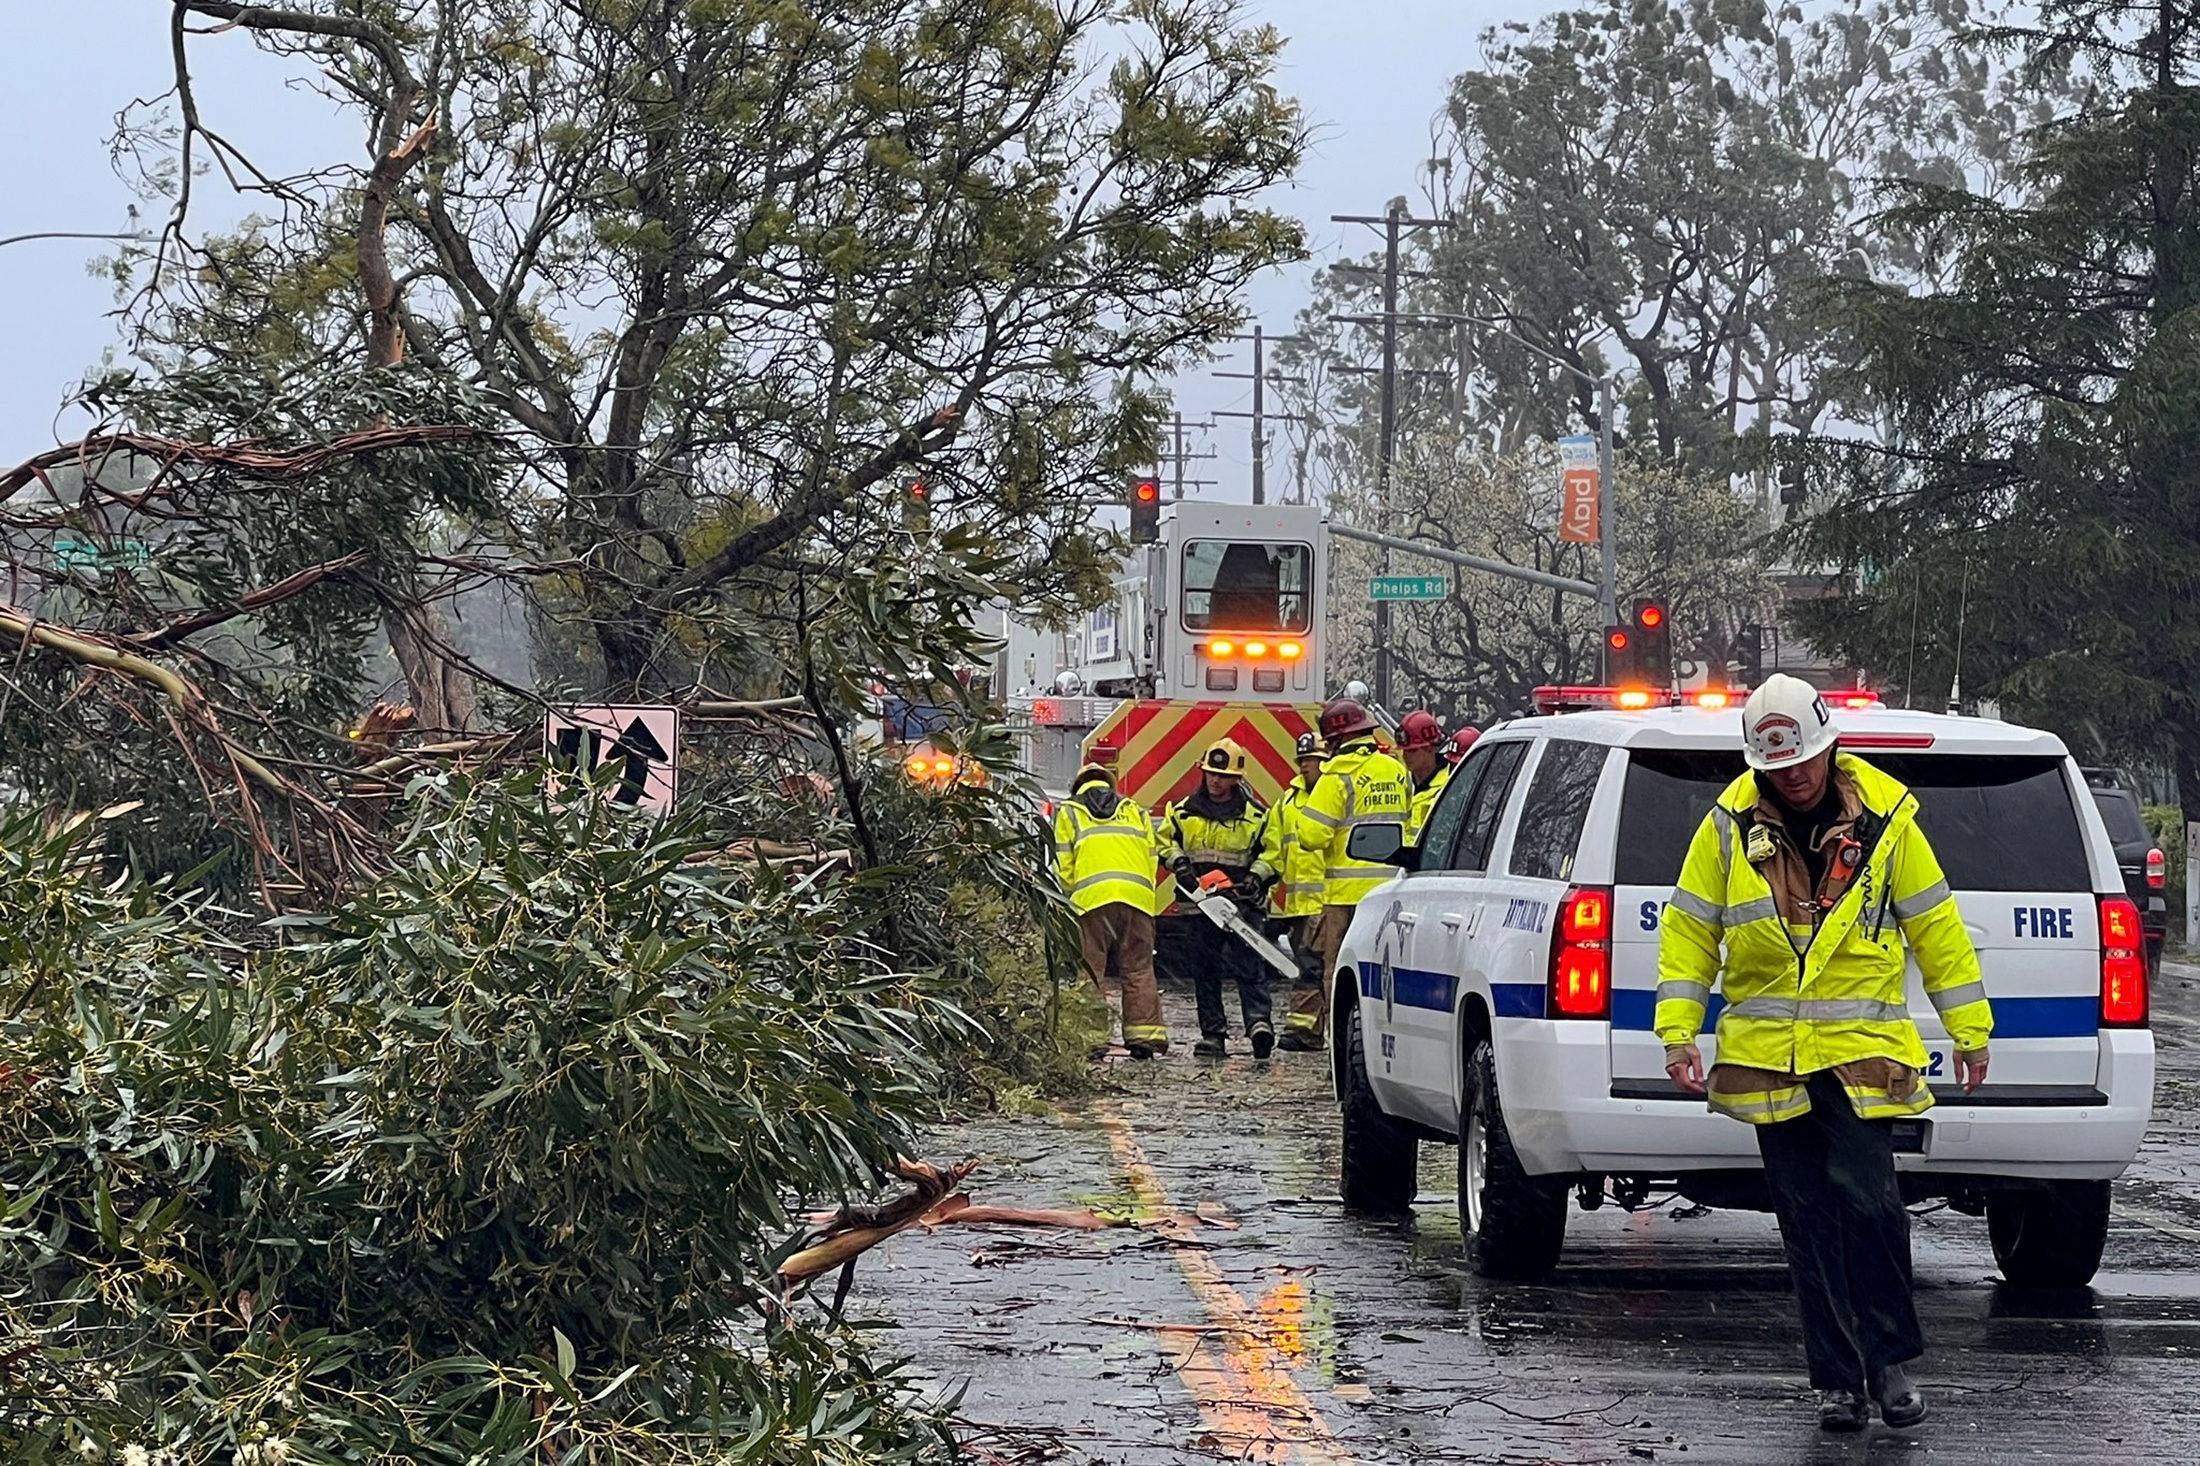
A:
<box><xmin>1018</xmin><ymin>500</ymin><xmax>1331</xmax><ymax>810</ymax></box>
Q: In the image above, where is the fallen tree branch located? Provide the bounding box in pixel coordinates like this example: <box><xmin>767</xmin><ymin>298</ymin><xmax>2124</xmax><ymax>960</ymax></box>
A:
<box><xmin>125</xmin><ymin>550</ymin><xmax>371</xmax><ymax>648</ymax></box>
<box><xmin>0</xmin><ymin>425</ymin><xmax>498</xmax><ymax>504</ymax></box>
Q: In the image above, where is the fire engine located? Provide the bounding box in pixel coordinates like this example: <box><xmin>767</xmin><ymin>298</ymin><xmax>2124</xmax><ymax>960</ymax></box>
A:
<box><xmin>1015</xmin><ymin>499</ymin><xmax>1331</xmax><ymax>814</ymax></box>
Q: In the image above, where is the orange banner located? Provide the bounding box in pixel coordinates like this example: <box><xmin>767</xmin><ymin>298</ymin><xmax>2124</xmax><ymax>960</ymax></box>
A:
<box><xmin>1559</xmin><ymin>467</ymin><xmax>1600</xmax><ymax>544</ymax></box>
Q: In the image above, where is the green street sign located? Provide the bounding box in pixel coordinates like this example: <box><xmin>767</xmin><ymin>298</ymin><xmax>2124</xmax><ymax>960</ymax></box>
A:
<box><xmin>54</xmin><ymin>536</ymin><xmax>152</xmax><ymax>573</ymax></box>
<box><xmin>1368</xmin><ymin>574</ymin><xmax>1448</xmax><ymax>602</ymax></box>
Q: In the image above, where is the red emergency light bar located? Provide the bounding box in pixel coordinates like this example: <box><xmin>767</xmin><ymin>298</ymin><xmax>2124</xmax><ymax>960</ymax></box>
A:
<box><xmin>1827</xmin><ymin>690</ymin><xmax>1882</xmax><ymax>710</ymax></box>
<box><xmin>1532</xmin><ymin>685</ymin><xmax>1675</xmax><ymax>714</ymax></box>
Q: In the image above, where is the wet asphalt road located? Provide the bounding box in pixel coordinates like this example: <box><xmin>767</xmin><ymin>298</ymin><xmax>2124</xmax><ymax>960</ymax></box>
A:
<box><xmin>850</xmin><ymin>962</ymin><xmax>2200</xmax><ymax>1465</ymax></box>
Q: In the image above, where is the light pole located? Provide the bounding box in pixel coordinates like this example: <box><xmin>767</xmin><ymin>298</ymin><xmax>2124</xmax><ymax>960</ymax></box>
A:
<box><xmin>1325</xmin><ymin>308</ymin><xmax>1622</xmax><ymax>631</ymax></box>
<box><xmin>0</xmin><ymin>230</ymin><xmax>150</xmax><ymax>251</ymax></box>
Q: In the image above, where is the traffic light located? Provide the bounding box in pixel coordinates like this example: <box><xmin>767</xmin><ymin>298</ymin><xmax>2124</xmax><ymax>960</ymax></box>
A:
<box><xmin>1602</xmin><ymin>624</ymin><xmax>1634</xmax><ymax>682</ymax></box>
<box><xmin>900</xmin><ymin>477</ymin><xmax>931</xmax><ymax>531</ymax></box>
<box><xmin>1630</xmin><ymin>597</ymin><xmax>1672</xmax><ymax>688</ymax></box>
<box><xmin>1128</xmin><ymin>473</ymin><xmax>1161</xmax><ymax>543</ymax></box>
<box><xmin>1735</xmin><ymin>622</ymin><xmax>1764</xmax><ymax>683</ymax></box>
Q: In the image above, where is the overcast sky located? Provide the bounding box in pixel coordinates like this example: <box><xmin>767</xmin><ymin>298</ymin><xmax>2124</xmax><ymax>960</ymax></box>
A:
<box><xmin>0</xmin><ymin>0</ymin><xmax>1514</xmax><ymax>491</ymax></box>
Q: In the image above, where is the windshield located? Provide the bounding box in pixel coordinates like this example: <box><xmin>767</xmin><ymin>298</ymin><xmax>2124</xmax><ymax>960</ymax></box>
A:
<box><xmin>1617</xmin><ymin>749</ymin><xmax>2090</xmax><ymax>893</ymax></box>
<box><xmin>1180</xmin><ymin>540</ymin><xmax>1312</xmax><ymax>633</ymax></box>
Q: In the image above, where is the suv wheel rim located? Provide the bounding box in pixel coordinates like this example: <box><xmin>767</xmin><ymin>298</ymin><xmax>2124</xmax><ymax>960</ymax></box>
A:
<box><xmin>1463</xmin><ymin>1094</ymin><xmax>1488</xmax><ymax>1237</ymax></box>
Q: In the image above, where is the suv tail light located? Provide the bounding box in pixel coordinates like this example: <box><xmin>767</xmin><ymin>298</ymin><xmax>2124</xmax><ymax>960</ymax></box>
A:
<box><xmin>2100</xmin><ymin>895</ymin><xmax>2149</xmax><ymax>1027</ymax></box>
<box><xmin>1549</xmin><ymin>886</ymin><xmax>1613</xmax><ymax>1019</ymax></box>
<box><xmin>2147</xmin><ymin>847</ymin><xmax>2166</xmax><ymax>889</ymax></box>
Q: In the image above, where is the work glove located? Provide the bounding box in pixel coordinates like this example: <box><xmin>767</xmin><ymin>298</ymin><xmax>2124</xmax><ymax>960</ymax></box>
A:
<box><xmin>1237</xmin><ymin>870</ymin><xmax>1270</xmax><ymax>904</ymax></box>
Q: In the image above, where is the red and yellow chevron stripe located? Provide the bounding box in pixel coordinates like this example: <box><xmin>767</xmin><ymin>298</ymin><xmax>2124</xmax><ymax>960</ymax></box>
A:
<box><xmin>1084</xmin><ymin>700</ymin><xmax>1320</xmax><ymax>814</ymax></box>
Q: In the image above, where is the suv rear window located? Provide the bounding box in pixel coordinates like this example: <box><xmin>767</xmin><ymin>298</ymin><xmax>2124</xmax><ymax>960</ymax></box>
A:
<box><xmin>1508</xmin><ymin>740</ymin><xmax>1607</xmax><ymax>882</ymax></box>
<box><xmin>2089</xmin><ymin>787</ymin><xmax>2149</xmax><ymax>847</ymax></box>
<box><xmin>1616</xmin><ymin>750</ymin><xmax>2090</xmax><ymax>893</ymax></box>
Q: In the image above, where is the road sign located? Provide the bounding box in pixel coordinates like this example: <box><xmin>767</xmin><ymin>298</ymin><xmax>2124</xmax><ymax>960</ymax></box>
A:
<box><xmin>545</xmin><ymin>705</ymin><xmax>680</xmax><ymax>810</ymax></box>
<box><xmin>1368</xmin><ymin>575</ymin><xmax>1448</xmax><ymax>601</ymax></box>
<box><xmin>54</xmin><ymin>536</ymin><xmax>152</xmax><ymax>573</ymax></box>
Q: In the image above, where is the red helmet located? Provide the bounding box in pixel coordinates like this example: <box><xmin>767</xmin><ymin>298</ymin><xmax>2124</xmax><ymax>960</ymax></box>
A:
<box><xmin>1447</xmin><ymin>726</ymin><xmax>1481</xmax><ymax>764</ymax></box>
<box><xmin>1399</xmin><ymin>711</ymin><xmax>1443</xmax><ymax>751</ymax></box>
<box><xmin>1318</xmin><ymin>697</ymin><xmax>1379</xmax><ymax>745</ymax></box>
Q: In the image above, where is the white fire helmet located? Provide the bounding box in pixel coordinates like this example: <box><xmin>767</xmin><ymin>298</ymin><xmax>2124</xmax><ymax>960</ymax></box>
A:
<box><xmin>1741</xmin><ymin>674</ymin><xmax>1837</xmax><ymax>772</ymax></box>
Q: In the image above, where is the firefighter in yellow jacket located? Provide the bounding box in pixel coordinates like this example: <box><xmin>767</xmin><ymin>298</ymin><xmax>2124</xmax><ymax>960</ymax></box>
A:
<box><xmin>1272</xmin><ymin>731</ymin><xmax>1330</xmax><ymax>950</ymax></box>
<box><xmin>1656</xmin><ymin>675</ymin><xmax>1991</xmax><ymax>1435</ymax></box>
<box><xmin>1397</xmin><ymin>710</ymin><xmax>1449</xmax><ymax>842</ymax></box>
<box><xmin>1054</xmin><ymin>763</ymin><xmax>1168</xmax><ymax>1058</ymax></box>
<box><xmin>1282</xmin><ymin>698</ymin><xmax>1413</xmax><ymax>1050</ymax></box>
<box><xmin>1160</xmin><ymin>739</ymin><xmax>1280</xmax><ymax>1059</ymax></box>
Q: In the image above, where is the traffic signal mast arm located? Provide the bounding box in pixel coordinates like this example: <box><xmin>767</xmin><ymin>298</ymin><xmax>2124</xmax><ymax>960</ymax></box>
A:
<box><xmin>1326</xmin><ymin>522</ymin><xmax>1599</xmax><ymax>600</ymax></box>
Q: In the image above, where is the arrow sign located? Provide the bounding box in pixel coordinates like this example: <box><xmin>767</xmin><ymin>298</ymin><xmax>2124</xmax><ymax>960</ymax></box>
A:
<box><xmin>544</xmin><ymin>705</ymin><xmax>680</xmax><ymax>810</ymax></box>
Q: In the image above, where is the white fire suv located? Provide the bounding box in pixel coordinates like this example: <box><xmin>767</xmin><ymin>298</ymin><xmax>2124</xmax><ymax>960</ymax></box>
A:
<box><xmin>1332</xmin><ymin>690</ymin><xmax>2156</xmax><ymax>1286</ymax></box>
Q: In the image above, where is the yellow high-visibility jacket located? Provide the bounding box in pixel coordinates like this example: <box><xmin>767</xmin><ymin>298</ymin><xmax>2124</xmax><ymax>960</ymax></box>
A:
<box><xmin>1158</xmin><ymin>788</ymin><xmax>1277</xmax><ymax>885</ymax></box>
<box><xmin>1407</xmin><ymin>762</ymin><xmax>1451</xmax><ymax>844</ymax></box>
<box><xmin>1655</xmin><ymin>753</ymin><xmax>1992</xmax><ymax>1123</ymax></box>
<box><xmin>1297</xmin><ymin>740</ymin><xmax>1414</xmax><ymax>907</ymax></box>
<box><xmin>1273</xmin><ymin>776</ymin><xmax>1328</xmax><ymax>919</ymax></box>
<box><xmin>1053</xmin><ymin>791</ymin><xmax>1161</xmax><ymax>917</ymax></box>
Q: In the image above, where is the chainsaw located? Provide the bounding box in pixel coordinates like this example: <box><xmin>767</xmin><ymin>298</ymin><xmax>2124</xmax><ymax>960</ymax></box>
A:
<box><xmin>1186</xmin><ymin>870</ymin><xmax>1298</xmax><ymax>980</ymax></box>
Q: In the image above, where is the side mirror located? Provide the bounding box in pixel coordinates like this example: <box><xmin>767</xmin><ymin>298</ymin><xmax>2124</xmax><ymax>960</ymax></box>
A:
<box><xmin>1346</xmin><ymin>821</ymin><xmax>1417</xmax><ymax>870</ymax></box>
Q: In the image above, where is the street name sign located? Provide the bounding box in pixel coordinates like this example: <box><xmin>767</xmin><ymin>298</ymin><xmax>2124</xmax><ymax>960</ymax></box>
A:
<box><xmin>545</xmin><ymin>705</ymin><xmax>680</xmax><ymax>810</ymax></box>
<box><xmin>1369</xmin><ymin>575</ymin><xmax>1448</xmax><ymax>601</ymax></box>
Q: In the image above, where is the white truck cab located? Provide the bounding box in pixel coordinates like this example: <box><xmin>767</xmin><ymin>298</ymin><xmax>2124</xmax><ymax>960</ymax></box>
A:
<box><xmin>1331</xmin><ymin>696</ymin><xmax>2155</xmax><ymax>1286</ymax></box>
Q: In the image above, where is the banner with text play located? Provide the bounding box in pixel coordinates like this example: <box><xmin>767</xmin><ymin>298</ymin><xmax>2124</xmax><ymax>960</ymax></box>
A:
<box><xmin>1558</xmin><ymin>435</ymin><xmax>1600</xmax><ymax>545</ymax></box>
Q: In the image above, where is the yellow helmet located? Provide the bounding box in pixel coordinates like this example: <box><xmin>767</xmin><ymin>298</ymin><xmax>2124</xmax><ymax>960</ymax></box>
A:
<box><xmin>1201</xmin><ymin>738</ymin><xmax>1250</xmax><ymax>777</ymax></box>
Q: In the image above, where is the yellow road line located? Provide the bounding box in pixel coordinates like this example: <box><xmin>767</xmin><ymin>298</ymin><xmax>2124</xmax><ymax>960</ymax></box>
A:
<box><xmin>1096</xmin><ymin>1104</ymin><xmax>1354</xmax><ymax>1465</ymax></box>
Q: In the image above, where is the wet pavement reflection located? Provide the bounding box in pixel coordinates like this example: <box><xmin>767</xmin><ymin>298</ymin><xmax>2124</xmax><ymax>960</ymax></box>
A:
<box><xmin>851</xmin><ymin>960</ymin><xmax>2200</xmax><ymax>1464</ymax></box>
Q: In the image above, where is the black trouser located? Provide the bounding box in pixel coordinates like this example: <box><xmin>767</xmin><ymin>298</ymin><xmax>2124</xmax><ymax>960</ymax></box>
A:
<box><xmin>1756</xmin><ymin>1071</ymin><xmax>1925</xmax><ymax>1393</ymax></box>
<box><xmin>1179</xmin><ymin>907</ymin><xmax>1273</xmax><ymax>1039</ymax></box>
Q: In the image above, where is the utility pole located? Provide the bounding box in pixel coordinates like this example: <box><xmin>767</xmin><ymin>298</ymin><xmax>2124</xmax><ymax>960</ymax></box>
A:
<box><xmin>1165</xmin><ymin>412</ymin><xmax>1218</xmax><ymax>500</ymax></box>
<box><xmin>1212</xmin><ymin>326</ymin><xmax>1310</xmax><ymax>505</ymax></box>
<box><xmin>1333</xmin><ymin>203</ymin><xmax>1453</xmax><ymax>709</ymax></box>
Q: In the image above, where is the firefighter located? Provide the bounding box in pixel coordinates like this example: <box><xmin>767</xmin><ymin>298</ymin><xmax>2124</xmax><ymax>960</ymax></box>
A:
<box><xmin>1280</xmin><ymin>698</ymin><xmax>1413</xmax><ymax>1051</ymax></box>
<box><xmin>1054</xmin><ymin>762</ymin><xmax>1169</xmax><ymax>1058</ymax></box>
<box><xmin>1656</xmin><ymin>674</ymin><xmax>1992</xmax><ymax>1433</ymax></box>
<box><xmin>1446</xmin><ymin>725</ymin><xmax>1481</xmax><ymax>765</ymax></box>
<box><xmin>1272</xmin><ymin>732</ymin><xmax>1330</xmax><ymax>999</ymax></box>
<box><xmin>1397</xmin><ymin>710</ymin><xmax>1449</xmax><ymax>842</ymax></box>
<box><xmin>1160</xmin><ymin>739</ymin><xmax>1280</xmax><ymax>1058</ymax></box>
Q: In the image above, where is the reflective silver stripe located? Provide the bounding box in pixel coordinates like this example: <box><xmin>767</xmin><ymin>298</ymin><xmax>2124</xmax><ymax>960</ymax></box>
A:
<box><xmin>1069</xmin><ymin>870</ymin><xmax>1151</xmax><ymax>893</ymax></box>
<box><xmin>1657</xmin><ymin>979</ymin><xmax>1711</xmax><ymax>1007</ymax></box>
<box><xmin>1186</xmin><ymin>846</ymin><xmax>1244</xmax><ymax>865</ymax></box>
<box><xmin>1299</xmin><ymin>807</ymin><xmax>1343</xmax><ymax>829</ymax></box>
<box><xmin>1710</xmin><ymin>805</ymin><xmax>1739</xmax><ymax>874</ymax></box>
<box><xmin>1668</xmin><ymin>888</ymin><xmax>1723</xmax><ymax>926</ymax></box>
<box><xmin>1927</xmin><ymin>979</ymin><xmax>1988</xmax><ymax>1012</ymax></box>
<box><xmin>1325</xmin><ymin>866</ymin><xmax>1382</xmax><ymax>882</ymax></box>
<box><xmin>1724</xmin><ymin>895</ymin><xmax>1780</xmax><ymax>926</ymax></box>
<box><xmin>1893</xmin><ymin>879</ymin><xmax>1953</xmax><ymax>922</ymax></box>
<box><xmin>1723</xmin><ymin>996</ymin><xmax>1911</xmax><ymax>1024</ymax></box>
<box><xmin>1797</xmin><ymin>997</ymin><xmax>1909</xmax><ymax>1023</ymax></box>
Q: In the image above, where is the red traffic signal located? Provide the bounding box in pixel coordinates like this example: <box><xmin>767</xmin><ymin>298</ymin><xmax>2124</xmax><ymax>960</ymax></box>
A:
<box><xmin>1629</xmin><ymin>598</ymin><xmax>1672</xmax><ymax>687</ymax></box>
<box><xmin>1128</xmin><ymin>473</ymin><xmax>1162</xmax><ymax>542</ymax></box>
<box><xmin>1602</xmin><ymin>624</ymin><xmax>1634</xmax><ymax>681</ymax></box>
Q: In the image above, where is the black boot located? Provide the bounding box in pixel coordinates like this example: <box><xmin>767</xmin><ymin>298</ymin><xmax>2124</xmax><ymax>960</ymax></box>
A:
<box><xmin>1193</xmin><ymin>1035</ymin><xmax>1228</xmax><ymax>1058</ymax></box>
<box><xmin>1873</xmin><ymin>1365</ymin><xmax>1926</xmax><ymax>1428</ymax></box>
<box><xmin>1817</xmin><ymin>1389</ymin><xmax>1869</xmax><ymax>1433</ymax></box>
<box><xmin>1249</xmin><ymin>1022</ymin><xmax>1276</xmax><ymax>1059</ymax></box>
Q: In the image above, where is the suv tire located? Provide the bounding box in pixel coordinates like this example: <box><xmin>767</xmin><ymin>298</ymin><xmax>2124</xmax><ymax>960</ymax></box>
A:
<box><xmin>1987</xmin><ymin>1180</ymin><xmax>2110</xmax><ymax>1288</ymax></box>
<box><xmin>1339</xmin><ymin>999</ymin><xmax>1417</xmax><ymax>1215</ymax></box>
<box><xmin>1461</xmin><ymin>1037</ymin><xmax>1567</xmax><ymax>1279</ymax></box>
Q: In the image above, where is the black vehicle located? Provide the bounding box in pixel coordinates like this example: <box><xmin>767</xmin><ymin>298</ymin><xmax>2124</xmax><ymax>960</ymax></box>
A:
<box><xmin>2082</xmin><ymin>768</ymin><xmax>2166</xmax><ymax>975</ymax></box>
